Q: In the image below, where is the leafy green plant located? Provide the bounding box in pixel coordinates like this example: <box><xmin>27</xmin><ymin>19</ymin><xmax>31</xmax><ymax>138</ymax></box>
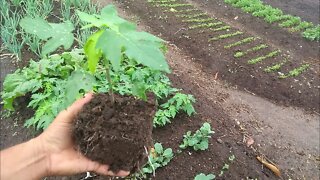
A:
<box><xmin>279</xmin><ymin>64</ymin><xmax>310</xmax><ymax>79</ymax></box>
<box><xmin>19</xmin><ymin>17</ymin><xmax>75</xmax><ymax>56</ymax></box>
<box><xmin>209</xmin><ymin>31</ymin><xmax>243</xmax><ymax>41</ymax></box>
<box><xmin>234</xmin><ymin>44</ymin><xmax>268</xmax><ymax>58</ymax></box>
<box><xmin>303</xmin><ymin>25</ymin><xmax>320</xmax><ymax>41</ymax></box>
<box><xmin>154</xmin><ymin>93</ymin><xmax>196</xmax><ymax>127</ymax></box>
<box><xmin>224</xmin><ymin>37</ymin><xmax>256</xmax><ymax>49</ymax></box>
<box><xmin>180</xmin><ymin>122</ymin><xmax>214</xmax><ymax>151</ymax></box>
<box><xmin>158</xmin><ymin>3</ymin><xmax>193</xmax><ymax>8</ymax></box>
<box><xmin>279</xmin><ymin>16</ymin><xmax>301</xmax><ymax>28</ymax></box>
<box><xmin>247</xmin><ymin>50</ymin><xmax>280</xmax><ymax>64</ymax></box>
<box><xmin>218</xmin><ymin>155</ymin><xmax>235</xmax><ymax>177</ymax></box>
<box><xmin>194</xmin><ymin>173</ymin><xmax>215</xmax><ymax>180</ymax></box>
<box><xmin>212</xmin><ymin>25</ymin><xmax>230</xmax><ymax>32</ymax></box>
<box><xmin>133</xmin><ymin>142</ymin><xmax>174</xmax><ymax>178</ymax></box>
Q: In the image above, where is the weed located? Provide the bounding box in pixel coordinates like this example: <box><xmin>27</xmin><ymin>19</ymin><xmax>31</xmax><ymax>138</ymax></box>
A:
<box><xmin>224</xmin><ymin>37</ymin><xmax>256</xmax><ymax>49</ymax></box>
<box><xmin>234</xmin><ymin>44</ymin><xmax>268</xmax><ymax>58</ymax></box>
<box><xmin>180</xmin><ymin>122</ymin><xmax>214</xmax><ymax>151</ymax></box>
<box><xmin>247</xmin><ymin>50</ymin><xmax>280</xmax><ymax>64</ymax></box>
<box><xmin>209</xmin><ymin>31</ymin><xmax>243</xmax><ymax>41</ymax></box>
<box><xmin>279</xmin><ymin>64</ymin><xmax>310</xmax><ymax>79</ymax></box>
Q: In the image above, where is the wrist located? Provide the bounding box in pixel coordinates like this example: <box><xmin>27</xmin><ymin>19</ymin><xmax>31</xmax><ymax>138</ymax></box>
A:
<box><xmin>27</xmin><ymin>137</ymin><xmax>51</xmax><ymax>178</ymax></box>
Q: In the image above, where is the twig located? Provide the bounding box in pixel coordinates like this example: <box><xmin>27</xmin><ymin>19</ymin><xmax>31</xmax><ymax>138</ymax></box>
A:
<box><xmin>144</xmin><ymin>146</ymin><xmax>155</xmax><ymax>177</ymax></box>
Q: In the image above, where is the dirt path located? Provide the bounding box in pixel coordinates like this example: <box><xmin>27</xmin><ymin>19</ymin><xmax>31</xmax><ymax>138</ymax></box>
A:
<box><xmin>262</xmin><ymin>0</ymin><xmax>320</xmax><ymax>24</ymax></box>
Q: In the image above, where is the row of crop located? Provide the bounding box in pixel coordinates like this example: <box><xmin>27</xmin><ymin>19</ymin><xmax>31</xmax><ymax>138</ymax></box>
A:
<box><xmin>0</xmin><ymin>0</ymin><xmax>98</xmax><ymax>60</ymax></box>
<box><xmin>224</xmin><ymin>0</ymin><xmax>320</xmax><ymax>41</ymax></box>
<box><xmin>148</xmin><ymin>0</ymin><xmax>311</xmax><ymax>79</ymax></box>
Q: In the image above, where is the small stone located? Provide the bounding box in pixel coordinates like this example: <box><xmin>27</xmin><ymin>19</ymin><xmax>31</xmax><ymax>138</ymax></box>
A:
<box><xmin>217</xmin><ymin>138</ymin><xmax>223</xmax><ymax>144</ymax></box>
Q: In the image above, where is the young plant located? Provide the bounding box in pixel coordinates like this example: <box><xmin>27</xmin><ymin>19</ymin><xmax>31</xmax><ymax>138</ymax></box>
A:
<box><xmin>134</xmin><ymin>142</ymin><xmax>174</xmax><ymax>178</ymax></box>
<box><xmin>234</xmin><ymin>44</ymin><xmax>268</xmax><ymax>58</ymax></box>
<box><xmin>177</xmin><ymin>13</ymin><xmax>207</xmax><ymax>19</ymax></box>
<box><xmin>158</xmin><ymin>3</ymin><xmax>193</xmax><ymax>8</ymax></box>
<box><xmin>189</xmin><ymin>22</ymin><xmax>223</xmax><ymax>29</ymax></box>
<box><xmin>212</xmin><ymin>25</ymin><xmax>230</xmax><ymax>32</ymax></box>
<box><xmin>279</xmin><ymin>16</ymin><xmax>301</xmax><ymax>28</ymax></box>
<box><xmin>218</xmin><ymin>155</ymin><xmax>236</xmax><ymax>177</ymax></box>
<box><xmin>154</xmin><ymin>93</ymin><xmax>196</xmax><ymax>127</ymax></box>
<box><xmin>264</xmin><ymin>60</ymin><xmax>287</xmax><ymax>73</ymax></box>
<box><xmin>247</xmin><ymin>50</ymin><xmax>280</xmax><ymax>64</ymax></box>
<box><xmin>194</xmin><ymin>173</ymin><xmax>215</xmax><ymax>180</ymax></box>
<box><xmin>209</xmin><ymin>31</ymin><xmax>243</xmax><ymax>41</ymax></box>
<box><xmin>76</xmin><ymin>5</ymin><xmax>170</xmax><ymax>103</ymax></box>
<box><xmin>279</xmin><ymin>64</ymin><xmax>310</xmax><ymax>79</ymax></box>
<box><xmin>180</xmin><ymin>122</ymin><xmax>214</xmax><ymax>151</ymax></box>
<box><xmin>182</xmin><ymin>18</ymin><xmax>215</xmax><ymax>23</ymax></box>
<box><xmin>303</xmin><ymin>25</ymin><xmax>320</xmax><ymax>41</ymax></box>
<box><xmin>224</xmin><ymin>37</ymin><xmax>256</xmax><ymax>49</ymax></box>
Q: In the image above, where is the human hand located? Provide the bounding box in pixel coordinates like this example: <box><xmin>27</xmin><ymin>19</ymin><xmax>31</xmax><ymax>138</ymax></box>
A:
<box><xmin>36</xmin><ymin>93</ymin><xmax>129</xmax><ymax>177</ymax></box>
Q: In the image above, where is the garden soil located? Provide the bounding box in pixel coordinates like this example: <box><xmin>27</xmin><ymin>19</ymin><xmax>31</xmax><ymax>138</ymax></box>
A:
<box><xmin>1</xmin><ymin>0</ymin><xmax>319</xmax><ymax>180</ymax></box>
<box><xmin>73</xmin><ymin>93</ymin><xmax>155</xmax><ymax>173</ymax></box>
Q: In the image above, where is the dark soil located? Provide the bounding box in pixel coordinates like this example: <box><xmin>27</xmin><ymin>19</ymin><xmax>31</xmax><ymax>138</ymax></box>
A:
<box><xmin>72</xmin><ymin>93</ymin><xmax>156</xmax><ymax>173</ymax></box>
<box><xmin>117</xmin><ymin>0</ymin><xmax>320</xmax><ymax>113</ymax></box>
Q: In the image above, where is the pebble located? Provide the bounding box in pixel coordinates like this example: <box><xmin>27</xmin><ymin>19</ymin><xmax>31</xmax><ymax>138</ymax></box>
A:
<box><xmin>217</xmin><ymin>138</ymin><xmax>223</xmax><ymax>144</ymax></box>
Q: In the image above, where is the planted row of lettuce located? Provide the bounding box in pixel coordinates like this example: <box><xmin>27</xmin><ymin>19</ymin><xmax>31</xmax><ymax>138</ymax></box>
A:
<box><xmin>224</xmin><ymin>0</ymin><xmax>320</xmax><ymax>41</ymax></box>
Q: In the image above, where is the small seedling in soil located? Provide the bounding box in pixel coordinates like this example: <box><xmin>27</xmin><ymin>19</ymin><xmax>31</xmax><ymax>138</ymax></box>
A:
<box><xmin>133</xmin><ymin>143</ymin><xmax>174</xmax><ymax>178</ymax></box>
<box><xmin>72</xmin><ymin>5</ymin><xmax>170</xmax><ymax>173</ymax></box>
<box><xmin>180</xmin><ymin>122</ymin><xmax>214</xmax><ymax>151</ymax></box>
<box><xmin>278</xmin><ymin>64</ymin><xmax>310</xmax><ymax>79</ymax></box>
<box><xmin>247</xmin><ymin>50</ymin><xmax>280</xmax><ymax>64</ymax></box>
<box><xmin>209</xmin><ymin>31</ymin><xmax>243</xmax><ymax>41</ymax></box>
<box><xmin>264</xmin><ymin>60</ymin><xmax>287</xmax><ymax>73</ymax></box>
<box><xmin>211</xmin><ymin>25</ymin><xmax>230</xmax><ymax>32</ymax></box>
<box><xmin>279</xmin><ymin>16</ymin><xmax>301</xmax><ymax>28</ymax></box>
<box><xmin>189</xmin><ymin>22</ymin><xmax>223</xmax><ymax>29</ymax></box>
<box><xmin>224</xmin><ymin>37</ymin><xmax>256</xmax><ymax>49</ymax></box>
<box><xmin>234</xmin><ymin>44</ymin><xmax>268</xmax><ymax>58</ymax></box>
<box><xmin>182</xmin><ymin>18</ymin><xmax>215</xmax><ymax>23</ymax></box>
<box><xmin>158</xmin><ymin>3</ymin><xmax>193</xmax><ymax>8</ymax></box>
<box><xmin>177</xmin><ymin>13</ymin><xmax>208</xmax><ymax>19</ymax></box>
<box><xmin>194</xmin><ymin>173</ymin><xmax>215</xmax><ymax>180</ymax></box>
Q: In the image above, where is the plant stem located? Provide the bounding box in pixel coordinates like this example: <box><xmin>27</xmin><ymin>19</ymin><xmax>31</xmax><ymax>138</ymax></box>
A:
<box><xmin>106</xmin><ymin>67</ymin><xmax>115</xmax><ymax>105</ymax></box>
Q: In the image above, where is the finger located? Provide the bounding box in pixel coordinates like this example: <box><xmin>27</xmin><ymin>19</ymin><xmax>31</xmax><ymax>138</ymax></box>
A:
<box><xmin>56</xmin><ymin>93</ymin><xmax>93</xmax><ymax>123</ymax></box>
<box><xmin>115</xmin><ymin>170</ymin><xmax>130</xmax><ymax>177</ymax></box>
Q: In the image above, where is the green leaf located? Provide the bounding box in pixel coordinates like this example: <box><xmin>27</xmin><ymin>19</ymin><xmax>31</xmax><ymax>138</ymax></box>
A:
<box><xmin>163</xmin><ymin>148</ymin><xmax>173</xmax><ymax>157</ymax></box>
<box><xmin>132</xmin><ymin>81</ymin><xmax>147</xmax><ymax>100</ymax></box>
<box><xmin>64</xmin><ymin>70</ymin><xmax>96</xmax><ymax>106</ymax></box>
<box><xmin>154</xmin><ymin>143</ymin><xmax>163</xmax><ymax>153</ymax></box>
<box><xmin>194</xmin><ymin>173</ymin><xmax>216</xmax><ymax>180</ymax></box>
<box><xmin>19</xmin><ymin>17</ymin><xmax>74</xmax><ymax>55</ymax></box>
<box><xmin>84</xmin><ymin>30</ymin><xmax>103</xmax><ymax>73</ymax></box>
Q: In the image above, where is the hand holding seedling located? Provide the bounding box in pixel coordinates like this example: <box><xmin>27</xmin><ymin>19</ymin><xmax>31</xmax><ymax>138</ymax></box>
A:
<box><xmin>0</xmin><ymin>93</ymin><xmax>129</xmax><ymax>180</ymax></box>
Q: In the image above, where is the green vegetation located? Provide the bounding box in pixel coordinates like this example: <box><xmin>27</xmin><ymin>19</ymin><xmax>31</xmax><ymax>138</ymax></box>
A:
<box><xmin>154</xmin><ymin>93</ymin><xmax>196</xmax><ymax>127</ymax></box>
<box><xmin>180</xmin><ymin>122</ymin><xmax>214</xmax><ymax>151</ymax></box>
<box><xmin>134</xmin><ymin>142</ymin><xmax>174</xmax><ymax>178</ymax></box>
<box><xmin>247</xmin><ymin>50</ymin><xmax>280</xmax><ymax>64</ymax></box>
<box><xmin>209</xmin><ymin>31</ymin><xmax>243</xmax><ymax>41</ymax></box>
<box><xmin>189</xmin><ymin>22</ymin><xmax>223</xmax><ymax>29</ymax></box>
<box><xmin>224</xmin><ymin>37</ymin><xmax>256</xmax><ymax>49</ymax></box>
<box><xmin>279</xmin><ymin>64</ymin><xmax>310</xmax><ymax>79</ymax></box>
<box><xmin>182</xmin><ymin>18</ymin><xmax>215</xmax><ymax>23</ymax></box>
<box><xmin>264</xmin><ymin>60</ymin><xmax>287</xmax><ymax>73</ymax></box>
<box><xmin>158</xmin><ymin>3</ymin><xmax>193</xmax><ymax>8</ymax></box>
<box><xmin>234</xmin><ymin>44</ymin><xmax>268</xmax><ymax>58</ymax></box>
<box><xmin>166</xmin><ymin>8</ymin><xmax>199</xmax><ymax>13</ymax></box>
<box><xmin>177</xmin><ymin>13</ymin><xmax>207</xmax><ymax>19</ymax></box>
<box><xmin>194</xmin><ymin>173</ymin><xmax>215</xmax><ymax>180</ymax></box>
<box><xmin>212</xmin><ymin>25</ymin><xmax>230</xmax><ymax>32</ymax></box>
<box><xmin>224</xmin><ymin>0</ymin><xmax>320</xmax><ymax>41</ymax></box>
<box><xmin>148</xmin><ymin>0</ymin><xmax>177</xmax><ymax>3</ymax></box>
<box><xmin>1</xmin><ymin>5</ymin><xmax>196</xmax><ymax>130</ymax></box>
